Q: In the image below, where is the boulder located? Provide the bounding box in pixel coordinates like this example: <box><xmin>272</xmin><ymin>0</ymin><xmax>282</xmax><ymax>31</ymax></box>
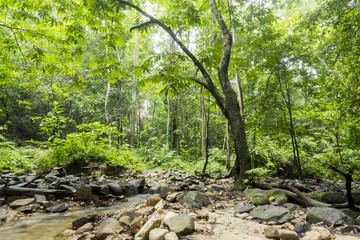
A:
<box><xmin>244</xmin><ymin>188</ymin><xmax>288</xmax><ymax>205</ymax></box>
<box><xmin>164</xmin><ymin>232</ymin><xmax>179</xmax><ymax>240</ymax></box>
<box><xmin>264</xmin><ymin>227</ymin><xmax>299</xmax><ymax>240</ymax></box>
<box><xmin>149</xmin><ymin>228</ymin><xmax>169</xmax><ymax>240</ymax></box>
<box><xmin>312</xmin><ymin>226</ymin><xmax>334</xmax><ymax>240</ymax></box>
<box><xmin>130</xmin><ymin>216</ymin><xmax>147</xmax><ymax>231</ymax></box>
<box><xmin>180</xmin><ymin>191</ymin><xmax>209</xmax><ymax>208</ymax></box>
<box><xmin>119</xmin><ymin>216</ymin><xmax>132</xmax><ymax>226</ymax></box>
<box><xmin>166</xmin><ymin>192</ymin><xmax>180</xmax><ymax>203</ymax></box>
<box><xmin>75</xmin><ymin>222</ymin><xmax>93</xmax><ymax>234</ymax></box>
<box><xmin>134</xmin><ymin>211</ymin><xmax>162</xmax><ymax>240</ymax></box>
<box><xmin>119</xmin><ymin>182</ymin><xmax>138</xmax><ymax>196</ymax></box>
<box><xmin>34</xmin><ymin>194</ymin><xmax>47</xmax><ymax>203</ymax></box>
<box><xmin>302</xmin><ymin>231</ymin><xmax>322</xmax><ymax>240</ymax></box>
<box><xmin>74</xmin><ymin>186</ymin><xmax>93</xmax><ymax>201</ymax></box>
<box><xmin>73</xmin><ymin>214</ymin><xmax>100</xmax><ymax>229</ymax></box>
<box><xmin>154</xmin><ymin>199</ymin><xmax>167</xmax><ymax>210</ymax></box>
<box><xmin>128</xmin><ymin>179</ymin><xmax>146</xmax><ymax>193</ymax></box>
<box><xmin>9</xmin><ymin>198</ymin><xmax>35</xmax><ymax>208</ymax></box>
<box><xmin>164</xmin><ymin>215</ymin><xmax>194</xmax><ymax>235</ymax></box>
<box><xmin>46</xmin><ymin>204</ymin><xmax>67</xmax><ymax>213</ymax></box>
<box><xmin>96</xmin><ymin>218</ymin><xmax>117</xmax><ymax>240</ymax></box>
<box><xmin>155</xmin><ymin>186</ymin><xmax>175</xmax><ymax>199</ymax></box>
<box><xmin>250</xmin><ymin>205</ymin><xmax>294</xmax><ymax>223</ymax></box>
<box><xmin>244</xmin><ymin>189</ymin><xmax>269</xmax><ymax>205</ymax></box>
<box><xmin>306</xmin><ymin>207</ymin><xmax>357</xmax><ymax>226</ymax></box>
<box><xmin>145</xmin><ymin>194</ymin><xmax>162</xmax><ymax>207</ymax></box>
<box><xmin>108</xmin><ymin>183</ymin><xmax>123</xmax><ymax>195</ymax></box>
<box><xmin>88</xmin><ymin>183</ymin><xmax>102</xmax><ymax>195</ymax></box>
<box><xmin>234</xmin><ymin>203</ymin><xmax>254</xmax><ymax>214</ymax></box>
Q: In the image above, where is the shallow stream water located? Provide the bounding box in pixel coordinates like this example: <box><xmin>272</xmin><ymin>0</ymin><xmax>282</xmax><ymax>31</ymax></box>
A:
<box><xmin>0</xmin><ymin>194</ymin><xmax>149</xmax><ymax>240</ymax></box>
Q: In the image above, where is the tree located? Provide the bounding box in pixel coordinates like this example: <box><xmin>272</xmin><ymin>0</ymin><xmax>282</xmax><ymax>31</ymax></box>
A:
<box><xmin>114</xmin><ymin>0</ymin><xmax>252</xmax><ymax>189</ymax></box>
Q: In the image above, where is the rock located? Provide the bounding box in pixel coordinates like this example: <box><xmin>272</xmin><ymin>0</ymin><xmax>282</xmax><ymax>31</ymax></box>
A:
<box><xmin>164</xmin><ymin>212</ymin><xmax>178</xmax><ymax>223</ymax></box>
<box><xmin>9</xmin><ymin>198</ymin><xmax>35</xmax><ymax>208</ymax></box>
<box><xmin>34</xmin><ymin>194</ymin><xmax>47</xmax><ymax>203</ymax></box>
<box><xmin>302</xmin><ymin>231</ymin><xmax>322</xmax><ymax>240</ymax></box>
<box><xmin>164</xmin><ymin>232</ymin><xmax>179</xmax><ymax>240</ymax></box>
<box><xmin>130</xmin><ymin>216</ymin><xmax>146</xmax><ymax>231</ymax></box>
<box><xmin>101</xmin><ymin>185</ymin><xmax>110</xmax><ymax>195</ymax></box>
<box><xmin>312</xmin><ymin>226</ymin><xmax>333</xmax><ymax>240</ymax></box>
<box><xmin>96</xmin><ymin>218</ymin><xmax>117</xmax><ymax>240</ymax></box>
<box><xmin>73</xmin><ymin>214</ymin><xmax>100</xmax><ymax>229</ymax></box>
<box><xmin>306</xmin><ymin>207</ymin><xmax>357</xmax><ymax>226</ymax></box>
<box><xmin>88</xmin><ymin>183</ymin><xmax>102</xmax><ymax>195</ymax></box>
<box><xmin>128</xmin><ymin>179</ymin><xmax>146</xmax><ymax>193</ymax></box>
<box><xmin>244</xmin><ymin>189</ymin><xmax>288</xmax><ymax>205</ymax></box>
<box><xmin>244</xmin><ymin>189</ymin><xmax>269</xmax><ymax>205</ymax></box>
<box><xmin>155</xmin><ymin>186</ymin><xmax>175</xmax><ymax>199</ymax></box>
<box><xmin>207</xmin><ymin>184</ymin><xmax>224</xmax><ymax>192</ymax></box>
<box><xmin>264</xmin><ymin>227</ymin><xmax>299</xmax><ymax>240</ymax></box>
<box><xmin>54</xmin><ymin>178</ymin><xmax>71</xmax><ymax>189</ymax></box>
<box><xmin>119</xmin><ymin>182</ymin><xmax>138</xmax><ymax>196</ymax></box>
<box><xmin>149</xmin><ymin>228</ymin><xmax>169</xmax><ymax>240</ymax></box>
<box><xmin>134</xmin><ymin>211</ymin><xmax>162</xmax><ymax>240</ymax></box>
<box><xmin>75</xmin><ymin>222</ymin><xmax>93</xmax><ymax>234</ymax></box>
<box><xmin>234</xmin><ymin>203</ymin><xmax>254</xmax><ymax>214</ymax></box>
<box><xmin>277</xmin><ymin>229</ymin><xmax>300</xmax><ymax>240</ymax></box>
<box><xmin>164</xmin><ymin>215</ymin><xmax>194</xmax><ymax>235</ymax></box>
<box><xmin>264</xmin><ymin>226</ymin><xmax>279</xmax><ymax>238</ymax></box>
<box><xmin>46</xmin><ymin>204</ymin><xmax>67</xmax><ymax>213</ymax></box>
<box><xmin>0</xmin><ymin>208</ymin><xmax>7</xmax><ymax>222</ymax></box>
<box><xmin>180</xmin><ymin>191</ymin><xmax>209</xmax><ymax>208</ymax></box>
<box><xmin>116</xmin><ymin>211</ymin><xmax>141</xmax><ymax>222</ymax></box>
<box><xmin>145</xmin><ymin>194</ymin><xmax>162</xmax><ymax>207</ymax></box>
<box><xmin>284</xmin><ymin>203</ymin><xmax>300</xmax><ymax>211</ymax></box>
<box><xmin>119</xmin><ymin>216</ymin><xmax>132</xmax><ymax>226</ymax></box>
<box><xmin>166</xmin><ymin>192</ymin><xmax>180</xmax><ymax>203</ymax></box>
<box><xmin>154</xmin><ymin>199</ymin><xmax>167</xmax><ymax>210</ymax></box>
<box><xmin>108</xmin><ymin>183</ymin><xmax>123</xmax><ymax>195</ymax></box>
<box><xmin>17</xmin><ymin>204</ymin><xmax>37</xmax><ymax>213</ymax></box>
<box><xmin>337</xmin><ymin>225</ymin><xmax>360</xmax><ymax>233</ymax></box>
<box><xmin>250</xmin><ymin>205</ymin><xmax>294</xmax><ymax>223</ymax></box>
<box><xmin>74</xmin><ymin>186</ymin><xmax>93</xmax><ymax>201</ymax></box>
<box><xmin>137</xmin><ymin>206</ymin><xmax>154</xmax><ymax>216</ymax></box>
<box><xmin>290</xmin><ymin>218</ymin><xmax>311</xmax><ymax>234</ymax></box>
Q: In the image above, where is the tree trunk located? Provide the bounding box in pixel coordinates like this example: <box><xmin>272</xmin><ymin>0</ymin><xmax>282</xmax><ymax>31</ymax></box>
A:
<box><xmin>129</xmin><ymin>31</ymin><xmax>138</xmax><ymax>147</ymax></box>
<box><xmin>200</xmin><ymin>88</ymin><xmax>206</xmax><ymax>157</ymax></box>
<box><xmin>225</xmin><ymin>120</ymin><xmax>231</xmax><ymax>171</ymax></box>
<box><xmin>166</xmin><ymin>94</ymin><xmax>170</xmax><ymax>150</ymax></box>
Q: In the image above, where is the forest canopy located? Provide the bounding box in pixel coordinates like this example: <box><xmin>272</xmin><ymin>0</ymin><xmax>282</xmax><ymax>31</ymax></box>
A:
<box><xmin>0</xmin><ymin>0</ymin><xmax>359</xmax><ymax>188</ymax></box>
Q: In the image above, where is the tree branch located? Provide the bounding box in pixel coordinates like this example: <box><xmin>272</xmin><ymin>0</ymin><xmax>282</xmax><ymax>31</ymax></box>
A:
<box><xmin>116</xmin><ymin>0</ymin><xmax>226</xmax><ymax>113</ymax></box>
<box><xmin>130</xmin><ymin>20</ymin><xmax>155</xmax><ymax>32</ymax></box>
<box><xmin>10</xmin><ymin>29</ymin><xmax>28</xmax><ymax>66</ymax></box>
<box><xmin>0</xmin><ymin>23</ymin><xmax>51</xmax><ymax>39</ymax></box>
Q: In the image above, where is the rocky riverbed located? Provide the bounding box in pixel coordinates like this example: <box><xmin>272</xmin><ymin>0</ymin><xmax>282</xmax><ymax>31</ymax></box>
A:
<box><xmin>1</xmin><ymin>166</ymin><xmax>360</xmax><ymax>240</ymax></box>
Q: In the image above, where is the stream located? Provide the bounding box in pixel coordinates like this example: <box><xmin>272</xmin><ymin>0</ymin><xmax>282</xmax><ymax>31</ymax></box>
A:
<box><xmin>0</xmin><ymin>194</ymin><xmax>149</xmax><ymax>240</ymax></box>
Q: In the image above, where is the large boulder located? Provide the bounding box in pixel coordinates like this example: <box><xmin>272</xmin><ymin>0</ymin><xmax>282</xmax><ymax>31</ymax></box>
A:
<box><xmin>128</xmin><ymin>178</ymin><xmax>146</xmax><ymax>193</ymax></box>
<box><xmin>244</xmin><ymin>188</ymin><xmax>288</xmax><ymax>205</ymax></box>
<box><xmin>250</xmin><ymin>205</ymin><xmax>294</xmax><ymax>223</ymax></box>
<box><xmin>164</xmin><ymin>215</ymin><xmax>194</xmax><ymax>235</ymax></box>
<box><xmin>306</xmin><ymin>207</ymin><xmax>358</xmax><ymax>226</ymax></box>
<box><xmin>180</xmin><ymin>191</ymin><xmax>209</xmax><ymax>208</ymax></box>
<box><xmin>72</xmin><ymin>214</ymin><xmax>100</xmax><ymax>230</ymax></box>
